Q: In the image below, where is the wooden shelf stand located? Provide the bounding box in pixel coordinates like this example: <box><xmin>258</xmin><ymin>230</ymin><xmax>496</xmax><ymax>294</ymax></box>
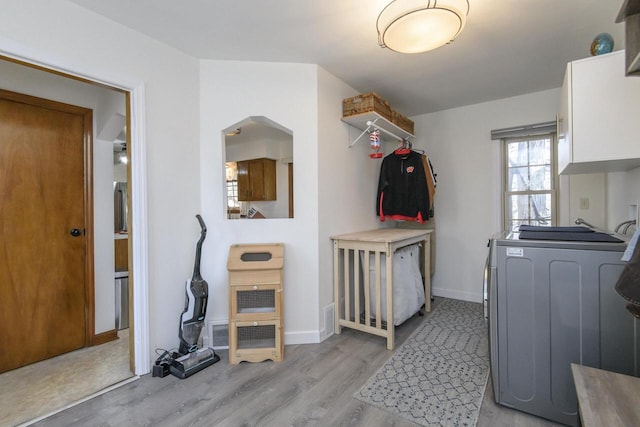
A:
<box><xmin>227</xmin><ymin>243</ymin><xmax>284</xmax><ymax>364</ymax></box>
<box><xmin>331</xmin><ymin>228</ymin><xmax>432</xmax><ymax>350</ymax></box>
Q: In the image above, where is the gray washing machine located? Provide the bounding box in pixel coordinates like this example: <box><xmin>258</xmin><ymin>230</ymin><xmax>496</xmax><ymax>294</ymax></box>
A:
<box><xmin>486</xmin><ymin>229</ymin><xmax>638</xmax><ymax>426</ymax></box>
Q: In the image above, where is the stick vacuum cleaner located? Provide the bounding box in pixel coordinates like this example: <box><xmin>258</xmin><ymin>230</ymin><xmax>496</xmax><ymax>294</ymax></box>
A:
<box><xmin>167</xmin><ymin>214</ymin><xmax>220</xmax><ymax>379</ymax></box>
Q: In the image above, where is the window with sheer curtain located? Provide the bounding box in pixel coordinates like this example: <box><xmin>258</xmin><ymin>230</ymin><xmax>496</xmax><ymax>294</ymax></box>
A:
<box><xmin>227</xmin><ymin>180</ymin><xmax>239</xmax><ymax>214</ymax></box>
<box><xmin>503</xmin><ymin>134</ymin><xmax>556</xmax><ymax>231</ymax></box>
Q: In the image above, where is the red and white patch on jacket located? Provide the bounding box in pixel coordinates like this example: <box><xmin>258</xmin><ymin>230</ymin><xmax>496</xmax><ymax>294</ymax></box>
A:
<box><xmin>406</xmin><ymin>166</ymin><xmax>414</xmax><ymax>173</ymax></box>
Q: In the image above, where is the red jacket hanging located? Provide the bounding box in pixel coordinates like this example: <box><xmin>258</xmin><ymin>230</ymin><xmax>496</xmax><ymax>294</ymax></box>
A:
<box><xmin>376</xmin><ymin>150</ymin><xmax>430</xmax><ymax>223</ymax></box>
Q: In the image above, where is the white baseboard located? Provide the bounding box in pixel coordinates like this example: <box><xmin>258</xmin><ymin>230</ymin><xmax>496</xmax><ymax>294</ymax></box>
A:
<box><xmin>285</xmin><ymin>303</ymin><xmax>335</xmax><ymax>345</ymax></box>
<box><xmin>432</xmin><ymin>287</ymin><xmax>482</xmax><ymax>303</ymax></box>
<box><xmin>284</xmin><ymin>330</ymin><xmax>321</xmax><ymax>345</ymax></box>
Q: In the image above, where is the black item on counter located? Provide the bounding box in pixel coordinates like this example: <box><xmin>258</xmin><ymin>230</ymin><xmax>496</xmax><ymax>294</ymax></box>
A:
<box><xmin>518</xmin><ymin>231</ymin><xmax>623</xmax><ymax>242</ymax></box>
<box><xmin>615</xmin><ymin>242</ymin><xmax>640</xmax><ymax>318</ymax></box>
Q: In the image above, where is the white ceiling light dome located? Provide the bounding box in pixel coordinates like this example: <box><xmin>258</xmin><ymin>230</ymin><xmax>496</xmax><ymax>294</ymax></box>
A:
<box><xmin>377</xmin><ymin>0</ymin><xmax>470</xmax><ymax>54</ymax></box>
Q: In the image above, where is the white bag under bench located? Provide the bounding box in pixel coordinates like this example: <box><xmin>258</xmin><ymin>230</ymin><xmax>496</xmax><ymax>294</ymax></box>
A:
<box><xmin>362</xmin><ymin>243</ymin><xmax>425</xmax><ymax>326</ymax></box>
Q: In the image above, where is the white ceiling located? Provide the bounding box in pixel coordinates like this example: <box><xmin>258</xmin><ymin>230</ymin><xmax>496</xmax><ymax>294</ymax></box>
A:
<box><xmin>68</xmin><ymin>0</ymin><xmax>625</xmax><ymax>116</ymax></box>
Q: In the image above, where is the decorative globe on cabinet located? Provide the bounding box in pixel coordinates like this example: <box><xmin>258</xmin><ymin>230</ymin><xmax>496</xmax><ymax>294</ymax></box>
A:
<box><xmin>590</xmin><ymin>33</ymin><xmax>614</xmax><ymax>56</ymax></box>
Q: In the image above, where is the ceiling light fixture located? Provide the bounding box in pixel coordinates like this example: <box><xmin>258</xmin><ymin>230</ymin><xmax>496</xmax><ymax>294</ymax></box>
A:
<box><xmin>377</xmin><ymin>0</ymin><xmax>469</xmax><ymax>54</ymax></box>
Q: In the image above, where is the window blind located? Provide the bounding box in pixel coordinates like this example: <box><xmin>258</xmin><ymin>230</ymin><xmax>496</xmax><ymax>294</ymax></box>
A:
<box><xmin>490</xmin><ymin>120</ymin><xmax>557</xmax><ymax>140</ymax></box>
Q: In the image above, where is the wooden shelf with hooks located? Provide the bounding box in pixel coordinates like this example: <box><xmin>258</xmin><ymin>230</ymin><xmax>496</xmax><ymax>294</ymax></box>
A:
<box><xmin>342</xmin><ymin>112</ymin><xmax>414</xmax><ymax>149</ymax></box>
<box><xmin>342</xmin><ymin>112</ymin><xmax>414</xmax><ymax>140</ymax></box>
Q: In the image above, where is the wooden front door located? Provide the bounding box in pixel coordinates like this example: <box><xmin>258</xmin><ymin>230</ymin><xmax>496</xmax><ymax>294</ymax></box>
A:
<box><xmin>0</xmin><ymin>89</ymin><xmax>93</xmax><ymax>373</ymax></box>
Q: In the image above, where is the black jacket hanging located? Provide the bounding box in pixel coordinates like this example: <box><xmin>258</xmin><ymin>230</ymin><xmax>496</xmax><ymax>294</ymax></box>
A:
<box><xmin>376</xmin><ymin>150</ymin><xmax>430</xmax><ymax>223</ymax></box>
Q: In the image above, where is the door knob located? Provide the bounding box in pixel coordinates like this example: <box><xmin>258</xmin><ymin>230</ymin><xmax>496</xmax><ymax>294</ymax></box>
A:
<box><xmin>70</xmin><ymin>228</ymin><xmax>82</xmax><ymax>237</ymax></box>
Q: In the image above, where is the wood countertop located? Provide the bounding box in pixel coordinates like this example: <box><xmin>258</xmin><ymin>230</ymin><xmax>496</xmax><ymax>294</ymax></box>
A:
<box><xmin>572</xmin><ymin>364</ymin><xmax>640</xmax><ymax>427</ymax></box>
<box><xmin>330</xmin><ymin>228</ymin><xmax>431</xmax><ymax>244</ymax></box>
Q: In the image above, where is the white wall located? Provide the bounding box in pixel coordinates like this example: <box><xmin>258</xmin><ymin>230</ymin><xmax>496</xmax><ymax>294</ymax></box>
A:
<box><xmin>0</xmin><ymin>0</ymin><xmax>202</xmax><ymax>370</ymax></box>
<box><xmin>606</xmin><ymin>167</ymin><xmax>640</xmax><ymax>234</ymax></box>
<box><xmin>317</xmin><ymin>67</ymin><xmax>383</xmax><ymax>339</ymax></box>
<box><xmin>0</xmin><ymin>58</ymin><xmax>124</xmax><ymax>335</ymax></box>
<box><xmin>558</xmin><ymin>169</ymin><xmax>640</xmax><ymax>235</ymax></box>
<box><xmin>563</xmin><ymin>173</ymin><xmax>607</xmax><ymax>229</ymax></box>
<box><xmin>199</xmin><ymin>62</ymin><xmax>386</xmax><ymax>344</ymax></box>
<box><xmin>411</xmin><ymin>88</ymin><xmax>561</xmax><ymax>302</ymax></box>
<box><xmin>199</xmin><ymin>60</ymin><xmax>321</xmax><ymax>344</ymax></box>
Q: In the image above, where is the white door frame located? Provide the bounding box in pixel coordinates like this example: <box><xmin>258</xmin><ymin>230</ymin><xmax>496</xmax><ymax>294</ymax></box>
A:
<box><xmin>0</xmin><ymin>48</ymin><xmax>151</xmax><ymax>375</ymax></box>
<box><xmin>129</xmin><ymin>85</ymin><xmax>150</xmax><ymax>375</ymax></box>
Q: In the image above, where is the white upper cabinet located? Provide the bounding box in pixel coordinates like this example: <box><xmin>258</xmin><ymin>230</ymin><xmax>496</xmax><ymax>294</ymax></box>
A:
<box><xmin>558</xmin><ymin>50</ymin><xmax>640</xmax><ymax>174</ymax></box>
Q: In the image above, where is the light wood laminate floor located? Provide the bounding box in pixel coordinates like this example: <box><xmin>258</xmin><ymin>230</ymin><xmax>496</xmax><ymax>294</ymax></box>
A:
<box><xmin>30</xmin><ymin>303</ymin><xmax>562</xmax><ymax>427</ymax></box>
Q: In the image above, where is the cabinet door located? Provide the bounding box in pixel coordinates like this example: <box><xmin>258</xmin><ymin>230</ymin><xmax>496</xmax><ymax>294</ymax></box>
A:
<box><xmin>248</xmin><ymin>159</ymin><xmax>267</xmax><ymax>200</ymax></box>
<box><xmin>114</xmin><ymin>238</ymin><xmax>128</xmax><ymax>270</ymax></box>
<box><xmin>557</xmin><ymin>64</ymin><xmax>572</xmax><ymax>174</ymax></box>
<box><xmin>570</xmin><ymin>51</ymin><xmax>640</xmax><ymax>166</ymax></box>
<box><xmin>237</xmin><ymin>158</ymin><xmax>276</xmax><ymax>201</ymax></box>
<box><xmin>237</xmin><ymin>160</ymin><xmax>251</xmax><ymax>201</ymax></box>
<box><xmin>229</xmin><ymin>319</ymin><xmax>283</xmax><ymax>363</ymax></box>
<box><xmin>230</xmin><ymin>283</ymin><xmax>282</xmax><ymax>321</ymax></box>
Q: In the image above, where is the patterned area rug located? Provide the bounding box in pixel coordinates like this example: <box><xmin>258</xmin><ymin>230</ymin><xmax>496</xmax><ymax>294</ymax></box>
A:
<box><xmin>355</xmin><ymin>298</ymin><xmax>489</xmax><ymax>427</ymax></box>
